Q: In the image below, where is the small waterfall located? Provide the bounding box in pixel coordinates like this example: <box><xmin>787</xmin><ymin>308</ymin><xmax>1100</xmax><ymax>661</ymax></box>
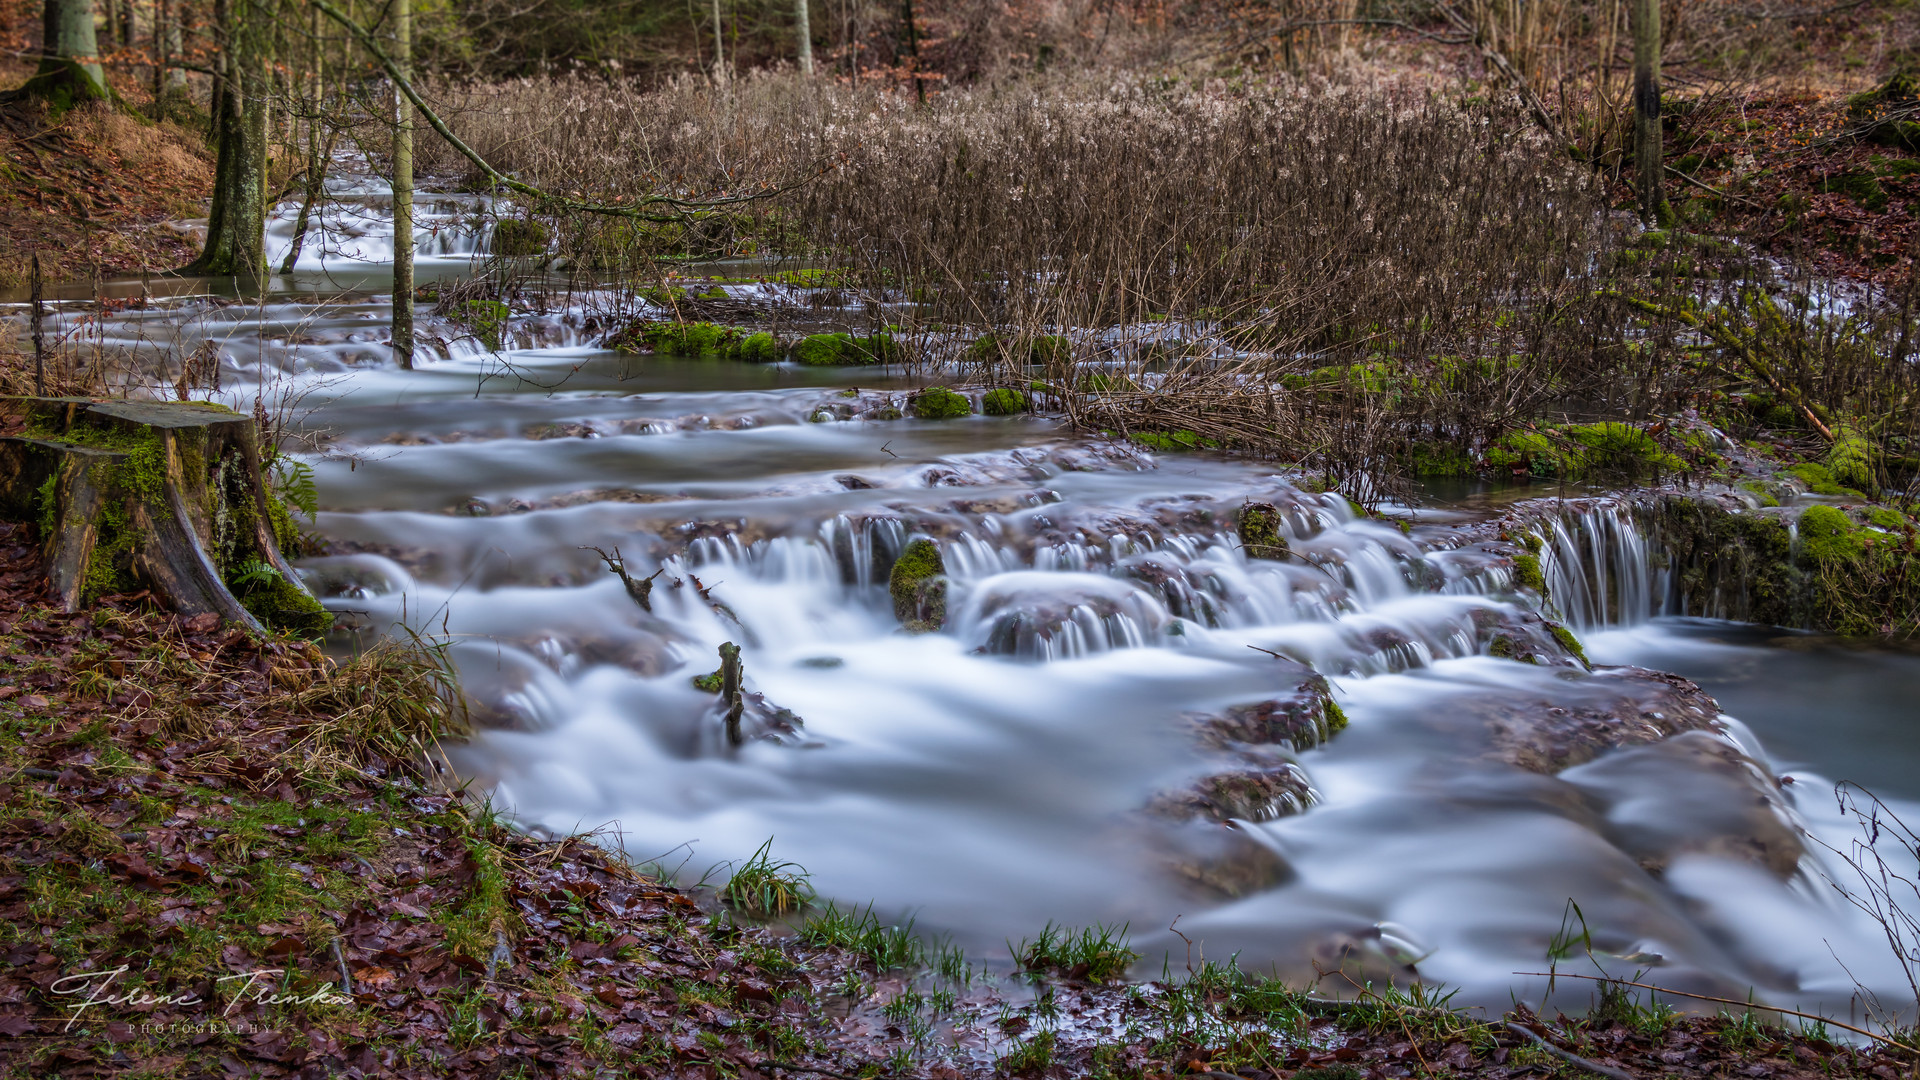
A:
<box><xmin>1535</xmin><ymin>502</ymin><xmax>1657</xmax><ymax>631</ymax></box>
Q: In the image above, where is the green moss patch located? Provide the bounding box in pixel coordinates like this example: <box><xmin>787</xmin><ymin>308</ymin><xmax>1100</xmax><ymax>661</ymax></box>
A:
<box><xmin>453</xmin><ymin>300</ymin><xmax>512</xmax><ymax>351</ymax></box>
<box><xmin>909</xmin><ymin>387</ymin><xmax>971</xmax><ymax>419</ymax></box>
<box><xmin>888</xmin><ymin>537</ymin><xmax>948</xmax><ymax>633</ymax></box>
<box><xmin>981</xmin><ymin>387</ymin><xmax>1030</xmax><ymax>415</ymax></box>
<box><xmin>794</xmin><ymin>331</ymin><xmax>898</xmax><ymax>366</ymax></box>
<box><xmin>491</xmin><ymin>218</ymin><xmax>550</xmax><ymax>257</ymax></box>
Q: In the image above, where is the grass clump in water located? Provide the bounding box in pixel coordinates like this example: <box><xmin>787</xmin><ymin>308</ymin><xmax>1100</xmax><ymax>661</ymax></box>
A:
<box><xmin>1011</xmin><ymin>921</ymin><xmax>1137</xmax><ymax>983</ymax></box>
<box><xmin>721</xmin><ymin>838</ymin><xmax>815</xmax><ymax>916</ymax></box>
<box><xmin>799</xmin><ymin>902</ymin><xmax>925</xmax><ymax>970</ymax></box>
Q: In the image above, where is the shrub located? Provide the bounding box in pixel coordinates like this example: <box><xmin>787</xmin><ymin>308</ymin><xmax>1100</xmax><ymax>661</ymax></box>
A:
<box><xmin>491</xmin><ymin>218</ymin><xmax>549</xmax><ymax>257</ymax></box>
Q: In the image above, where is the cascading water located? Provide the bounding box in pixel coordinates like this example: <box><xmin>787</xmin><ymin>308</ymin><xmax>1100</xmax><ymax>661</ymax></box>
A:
<box><xmin>1534</xmin><ymin>502</ymin><xmax>1658</xmax><ymax>631</ymax></box>
<box><xmin>25</xmin><ymin>170</ymin><xmax>1920</xmax><ymax>1028</ymax></box>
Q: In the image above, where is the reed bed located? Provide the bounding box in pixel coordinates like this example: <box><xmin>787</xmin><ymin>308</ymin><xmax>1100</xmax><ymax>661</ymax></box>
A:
<box><xmin>412</xmin><ymin>71</ymin><xmax>1918</xmax><ymax>500</ymax></box>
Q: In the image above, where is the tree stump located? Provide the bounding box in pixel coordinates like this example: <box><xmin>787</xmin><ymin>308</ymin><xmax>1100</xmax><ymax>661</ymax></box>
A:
<box><xmin>0</xmin><ymin>397</ymin><xmax>332</xmax><ymax>637</ymax></box>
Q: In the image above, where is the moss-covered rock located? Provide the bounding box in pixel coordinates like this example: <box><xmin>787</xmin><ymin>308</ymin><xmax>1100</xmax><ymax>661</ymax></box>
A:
<box><xmin>909</xmin><ymin>387</ymin><xmax>971</xmax><ymax>419</ymax></box>
<box><xmin>1237</xmin><ymin>502</ymin><xmax>1289</xmax><ymax>561</ymax></box>
<box><xmin>1565</xmin><ymin>422</ymin><xmax>1683</xmax><ymax>478</ymax></box>
<box><xmin>1511</xmin><ymin>549</ymin><xmax>1547</xmax><ymax>594</ymax></box>
<box><xmin>454</xmin><ymin>300</ymin><xmax>512</xmax><ymax>351</ymax></box>
<box><xmin>1826</xmin><ymin>425</ymin><xmax>1876</xmax><ymax>492</ymax></box>
<box><xmin>736</xmin><ymin>331</ymin><xmax>782</xmax><ymax>363</ymax></box>
<box><xmin>980</xmin><ymin>388</ymin><xmax>1029</xmax><ymax>415</ymax></box>
<box><xmin>1486</xmin><ymin>430</ymin><xmax>1563</xmax><ymax>475</ymax></box>
<box><xmin>1547</xmin><ymin>622</ymin><xmax>1588</xmax><ymax>667</ymax></box>
<box><xmin>1783</xmin><ymin>461</ymin><xmax>1866</xmax><ymax>498</ymax></box>
<box><xmin>1409</xmin><ymin>441</ymin><xmax>1473</xmax><ymax>477</ymax></box>
<box><xmin>643</xmin><ymin>321</ymin><xmax>739</xmax><ymax>357</ymax></box>
<box><xmin>1798</xmin><ymin>505</ymin><xmax>1865</xmax><ymax>563</ymax></box>
<box><xmin>1131</xmin><ymin>430</ymin><xmax>1218</xmax><ymax>452</ymax></box>
<box><xmin>965</xmin><ymin>333</ymin><xmax>1071</xmax><ymax>368</ymax></box>
<box><xmin>888</xmin><ymin>538</ymin><xmax>947</xmax><ymax>633</ymax></box>
<box><xmin>492</xmin><ymin>218</ymin><xmax>550</xmax><ymax>258</ymax></box>
<box><xmin>795</xmin><ymin>332</ymin><xmax>898</xmax><ymax>366</ymax></box>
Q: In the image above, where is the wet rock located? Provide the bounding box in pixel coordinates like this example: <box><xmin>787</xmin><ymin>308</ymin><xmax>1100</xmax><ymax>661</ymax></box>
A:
<box><xmin>888</xmin><ymin>537</ymin><xmax>948</xmax><ymax>633</ymax></box>
<box><xmin>1137</xmin><ymin>818</ymin><xmax>1294</xmax><ymax>899</ymax></box>
<box><xmin>1472</xmin><ymin>606</ymin><xmax>1588</xmax><ymax>670</ymax></box>
<box><xmin>1561</xmin><ymin>730</ymin><xmax>1805</xmax><ymax>878</ymax></box>
<box><xmin>539</xmin><ymin>488</ymin><xmax>691</xmax><ymax>510</ymax></box>
<box><xmin>1238</xmin><ymin>502</ymin><xmax>1290</xmax><ymax>560</ymax></box>
<box><xmin>525</xmin><ymin>421</ymin><xmax>599</xmax><ymax>440</ymax></box>
<box><xmin>1477</xmin><ymin>666</ymin><xmax>1726</xmax><ymax>774</ymax></box>
<box><xmin>1307</xmin><ymin>922</ymin><xmax>1427</xmax><ymax>986</ymax></box>
<box><xmin>966</xmin><ymin>572</ymin><xmax>1170</xmax><ymax>657</ymax></box>
<box><xmin>1145</xmin><ymin>759</ymin><xmax>1317</xmax><ymax>825</ymax></box>
<box><xmin>1186</xmin><ymin>672</ymin><xmax>1344</xmax><ymax>752</ymax></box>
<box><xmin>500</xmin><ymin>628</ymin><xmax>681</xmax><ymax>680</ymax></box>
<box><xmin>1117</xmin><ymin>553</ymin><xmax>1222</xmax><ymax>625</ymax></box>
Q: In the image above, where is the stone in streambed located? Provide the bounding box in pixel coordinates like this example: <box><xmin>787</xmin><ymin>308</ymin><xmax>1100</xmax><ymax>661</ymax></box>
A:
<box><xmin>888</xmin><ymin>537</ymin><xmax>948</xmax><ymax>633</ymax></box>
<box><xmin>1237</xmin><ymin>502</ymin><xmax>1289</xmax><ymax>561</ymax></box>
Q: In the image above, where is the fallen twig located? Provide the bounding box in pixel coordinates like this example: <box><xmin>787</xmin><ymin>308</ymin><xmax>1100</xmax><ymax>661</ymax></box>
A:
<box><xmin>1506</xmin><ymin>1021</ymin><xmax>1636</xmax><ymax>1080</ymax></box>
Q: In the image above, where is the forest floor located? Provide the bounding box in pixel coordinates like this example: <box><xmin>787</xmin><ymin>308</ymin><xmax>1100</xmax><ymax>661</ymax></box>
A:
<box><xmin>0</xmin><ymin>62</ymin><xmax>213</xmax><ymax>291</ymax></box>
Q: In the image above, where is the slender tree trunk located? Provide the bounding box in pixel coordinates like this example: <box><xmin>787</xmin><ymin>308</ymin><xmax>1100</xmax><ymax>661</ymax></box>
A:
<box><xmin>185</xmin><ymin>0</ymin><xmax>271</xmax><ymax>281</ymax></box>
<box><xmin>392</xmin><ymin>0</ymin><xmax>414</xmax><ymax>368</ymax></box>
<box><xmin>711</xmin><ymin>0</ymin><xmax>726</xmax><ymax>82</ymax></box>
<box><xmin>280</xmin><ymin>5</ymin><xmax>326</xmax><ymax>274</ymax></box>
<box><xmin>23</xmin><ymin>0</ymin><xmax>110</xmax><ymax>107</ymax></box>
<box><xmin>115</xmin><ymin>0</ymin><xmax>132</xmax><ymax>46</ymax></box>
<box><xmin>795</xmin><ymin>0</ymin><xmax>812</xmax><ymax>74</ymax></box>
<box><xmin>160</xmin><ymin>0</ymin><xmax>186</xmax><ymax>91</ymax></box>
<box><xmin>902</xmin><ymin>0</ymin><xmax>922</xmax><ymax>102</ymax></box>
<box><xmin>1631</xmin><ymin>0</ymin><xmax>1666</xmax><ymax>225</ymax></box>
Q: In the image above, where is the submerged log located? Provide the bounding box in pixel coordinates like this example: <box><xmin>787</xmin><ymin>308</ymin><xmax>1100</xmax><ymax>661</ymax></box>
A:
<box><xmin>0</xmin><ymin>397</ymin><xmax>332</xmax><ymax>636</ymax></box>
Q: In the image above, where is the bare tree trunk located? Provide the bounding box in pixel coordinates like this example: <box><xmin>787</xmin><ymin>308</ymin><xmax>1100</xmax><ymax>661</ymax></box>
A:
<box><xmin>711</xmin><ymin>0</ymin><xmax>726</xmax><ymax>82</ymax></box>
<box><xmin>392</xmin><ymin>0</ymin><xmax>414</xmax><ymax>368</ymax></box>
<box><xmin>279</xmin><ymin>3</ymin><xmax>326</xmax><ymax>274</ymax></box>
<box><xmin>23</xmin><ymin>0</ymin><xmax>109</xmax><ymax>108</ymax></box>
<box><xmin>795</xmin><ymin>0</ymin><xmax>812</xmax><ymax>74</ymax></box>
<box><xmin>901</xmin><ymin>0</ymin><xmax>922</xmax><ymax>101</ymax></box>
<box><xmin>160</xmin><ymin>0</ymin><xmax>186</xmax><ymax>91</ymax></box>
<box><xmin>184</xmin><ymin>0</ymin><xmax>272</xmax><ymax>280</ymax></box>
<box><xmin>1631</xmin><ymin>0</ymin><xmax>1667</xmax><ymax>225</ymax></box>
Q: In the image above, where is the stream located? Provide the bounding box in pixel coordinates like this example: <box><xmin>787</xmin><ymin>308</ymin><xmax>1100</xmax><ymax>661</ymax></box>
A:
<box><xmin>24</xmin><ymin>176</ymin><xmax>1920</xmax><ymax>1030</ymax></box>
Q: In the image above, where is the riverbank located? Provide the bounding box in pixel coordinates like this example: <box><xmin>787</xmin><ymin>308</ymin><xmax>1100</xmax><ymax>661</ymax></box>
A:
<box><xmin>0</xmin><ymin>508</ymin><xmax>1913</xmax><ymax>1077</ymax></box>
<box><xmin>0</xmin><ymin>95</ymin><xmax>211</xmax><ymax>288</ymax></box>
